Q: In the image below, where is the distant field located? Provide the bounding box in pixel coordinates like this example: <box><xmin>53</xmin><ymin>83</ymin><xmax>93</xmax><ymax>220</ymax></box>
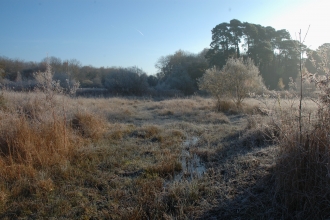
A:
<box><xmin>0</xmin><ymin>91</ymin><xmax>323</xmax><ymax>219</ymax></box>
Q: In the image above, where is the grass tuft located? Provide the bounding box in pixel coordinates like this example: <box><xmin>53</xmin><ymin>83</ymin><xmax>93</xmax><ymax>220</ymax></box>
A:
<box><xmin>0</xmin><ymin>114</ymin><xmax>79</xmax><ymax>167</ymax></box>
<box><xmin>71</xmin><ymin>112</ymin><xmax>106</xmax><ymax>140</ymax></box>
<box><xmin>146</xmin><ymin>149</ymin><xmax>182</xmax><ymax>177</ymax></box>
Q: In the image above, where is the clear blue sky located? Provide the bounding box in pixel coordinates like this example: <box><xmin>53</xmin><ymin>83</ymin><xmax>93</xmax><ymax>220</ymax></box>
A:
<box><xmin>1</xmin><ymin>0</ymin><xmax>329</xmax><ymax>75</ymax></box>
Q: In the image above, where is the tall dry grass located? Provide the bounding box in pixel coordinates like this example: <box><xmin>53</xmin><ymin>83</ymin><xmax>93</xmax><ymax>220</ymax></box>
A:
<box><xmin>0</xmin><ymin>112</ymin><xmax>76</xmax><ymax>167</ymax></box>
<box><xmin>0</xmin><ymin>89</ymin><xmax>108</xmax><ymax>215</ymax></box>
<box><xmin>273</xmin><ymin>44</ymin><xmax>330</xmax><ymax>218</ymax></box>
<box><xmin>273</xmin><ymin>101</ymin><xmax>330</xmax><ymax>218</ymax></box>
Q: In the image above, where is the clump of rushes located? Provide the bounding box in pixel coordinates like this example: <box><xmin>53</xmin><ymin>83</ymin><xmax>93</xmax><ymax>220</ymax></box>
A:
<box><xmin>0</xmin><ymin>113</ymin><xmax>80</xmax><ymax>167</ymax></box>
<box><xmin>71</xmin><ymin>112</ymin><xmax>107</xmax><ymax>140</ymax></box>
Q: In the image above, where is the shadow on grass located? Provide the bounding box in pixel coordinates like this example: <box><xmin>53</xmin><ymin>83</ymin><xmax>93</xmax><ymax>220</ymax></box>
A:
<box><xmin>199</xmin><ymin>170</ymin><xmax>280</xmax><ymax>219</ymax></box>
<box><xmin>197</xmin><ymin>118</ymin><xmax>283</xmax><ymax>219</ymax></box>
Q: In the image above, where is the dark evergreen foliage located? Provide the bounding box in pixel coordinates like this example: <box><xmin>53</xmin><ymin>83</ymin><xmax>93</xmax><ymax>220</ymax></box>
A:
<box><xmin>206</xmin><ymin>19</ymin><xmax>305</xmax><ymax>89</ymax></box>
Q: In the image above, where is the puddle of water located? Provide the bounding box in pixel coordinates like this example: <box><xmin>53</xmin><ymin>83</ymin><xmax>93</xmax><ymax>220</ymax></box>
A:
<box><xmin>183</xmin><ymin>136</ymin><xmax>199</xmax><ymax>148</ymax></box>
<box><xmin>173</xmin><ymin>136</ymin><xmax>206</xmax><ymax>182</ymax></box>
<box><xmin>174</xmin><ymin>150</ymin><xmax>206</xmax><ymax>181</ymax></box>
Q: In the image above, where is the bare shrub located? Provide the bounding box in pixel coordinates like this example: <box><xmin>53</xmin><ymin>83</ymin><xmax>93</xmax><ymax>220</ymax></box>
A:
<box><xmin>34</xmin><ymin>62</ymin><xmax>62</xmax><ymax>99</ymax></box>
<box><xmin>198</xmin><ymin>67</ymin><xmax>226</xmax><ymax>110</ymax></box>
<box><xmin>222</xmin><ymin>57</ymin><xmax>264</xmax><ymax>107</ymax></box>
<box><xmin>34</xmin><ymin>62</ymin><xmax>80</xmax><ymax>99</ymax></box>
<box><xmin>199</xmin><ymin>57</ymin><xmax>264</xmax><ymax>109</ymax></box>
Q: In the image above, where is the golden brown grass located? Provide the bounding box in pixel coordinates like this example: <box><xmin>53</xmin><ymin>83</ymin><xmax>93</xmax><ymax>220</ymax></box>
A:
<box><xmin>71</xmin><ymin>111</ymin><xmax>107</xmax><ymax>139</ymax></box>
<box><xmin>0</xmin><ymin>114</ymin><xmax>76</xmax><ymax>167</ymax></box>
<box><xmin>1</xmin><ymin>90</ymin><xmax>322</xmax><ymax>219</ymax></box>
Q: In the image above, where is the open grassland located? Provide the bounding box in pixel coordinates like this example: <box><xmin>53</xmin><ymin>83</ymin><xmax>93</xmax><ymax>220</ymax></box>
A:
<box><xmin>0</xmin><ymin>91</ymin><xmax>326</xmax><ymax>219</ymax></box>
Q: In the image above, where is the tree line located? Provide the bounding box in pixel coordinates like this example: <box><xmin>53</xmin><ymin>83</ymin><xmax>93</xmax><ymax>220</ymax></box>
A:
<box><xmin>0</xmin><ymin>18</ymin><xmax>328</xmax><ymax>96</ymax></box>
<box><xmin>0</xmin><ymin>51</ymin><xmax>208</xmax><ymax>96</ymax></box>
<box><xmin>206</xmin><ymin>19</ymin><xmax>304</xmax><ymax>90</ymax></box>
